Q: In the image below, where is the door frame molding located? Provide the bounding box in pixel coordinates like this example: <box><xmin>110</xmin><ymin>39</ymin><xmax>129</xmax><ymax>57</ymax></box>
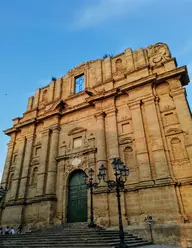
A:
<box><xmin>66</xmin><ymin>169</ymin><xmax>88</xmax><ymax>223</ymax></box>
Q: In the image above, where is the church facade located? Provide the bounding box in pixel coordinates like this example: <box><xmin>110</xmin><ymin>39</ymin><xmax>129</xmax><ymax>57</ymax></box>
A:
<box><xmin>1</xmin><ymin>42</ymin><xmax>192</xmax><ymax>244</ymax></box>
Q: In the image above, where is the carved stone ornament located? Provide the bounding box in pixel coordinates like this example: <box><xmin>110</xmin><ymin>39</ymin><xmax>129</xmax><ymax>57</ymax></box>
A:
<box><xmin>119</xmin><ymin>137</ymin><xmax>133</xmax><ymax>145</ymax></box>
<box><xmin>146</xmin><ymin>42</ymin><xmax>171</xmax><ymax>67</ymax></box>
<box><xmin>64</xmin><ymin>156</ymin><xmax>88</xmax><ymax>175</ymax></box>
<box><xmin>71</xmin><ymin>157</ymin><xmax>81</xmax><ymax>166</ymax></box>
<box><xmin>165</xmin><ymin>128</ymin><xmax>183</xmax><ymax>137</ymax></box>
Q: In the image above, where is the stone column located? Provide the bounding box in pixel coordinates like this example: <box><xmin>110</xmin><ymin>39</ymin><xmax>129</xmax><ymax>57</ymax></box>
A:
<box><xmin>94</xmin><ymin>112</ymin><xmax>107</xmax><ymax>173</ymax></box>
<box><xmin>129</xmin><ymin>101</ymin><xmax>152</xmax><ymax>183</ymax></box>
<box><xmin>56</xmin><ymin>160</ymin><xmax>64</xmax><ymax>223</ymax></box>
<box><xmin>143</xmin><ymin>97</ymin><xmax>171</xmax><ymax>181</ymax></box>
<box><xmin>46</xmin><ymin>126</ymin><xmax>60</xmax><ymax>195</ymax></box>
<box><xmin>1</xmin><ymin>135</ymin><xmax>16</xmax><ymax>189</ymax></box>
<box><xmin>37</xmin><ymin>129</ymin><xmax>50</xmax><ymax>196</ymax></box>
<box><xmin>18</xmin><ymin>133</ymin><xmax>35</xmax><ymax>199</ymax></box>
<box><xmin>10</xmin><ymin>136</ymin><xmax>26</xmax><ymax>200</ymax></box>
<box><xmin>105</xmin><ymin>108</ymin><xmax>119</xmax><ymax>179</ymax></box>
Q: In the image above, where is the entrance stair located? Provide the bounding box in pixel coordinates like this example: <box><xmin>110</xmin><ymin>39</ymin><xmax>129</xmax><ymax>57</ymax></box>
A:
<box><xmin>0</xmin><ymin>222</ymin><xmax>151</xmax><ymax>248</ymax></box>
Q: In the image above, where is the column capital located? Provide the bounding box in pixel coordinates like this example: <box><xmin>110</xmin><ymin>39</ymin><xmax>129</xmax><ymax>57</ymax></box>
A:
<box><xmin>41</xmin><ymin>128</ymin><xmax>50</xmax><ymax>136</ymax></box>
<box><xmin>105</xmin><ymin>107</ymin><xmax>117</xmax><ymax>116</ymax></box>
<box><xmin>25</xmin><ymin>133</ymin><xmax>36</xmax><ymax>140</ymax></box>
<box><xmin>170</xmin><ymin>88</ymin><xmax>185</xmax><ymax>98</ymax></box>
<box><xmin>142</xmin><ymin>95</ymin><xmax>155</xmax><ymax>105</ymax></box>
<box><xmin>129</xmin><ymin>100</ymin><xmax>141</xmax><ymax>110</ymax></box>
<box><xmin>18</xmin><ymin>136</ymin><xmax>26</xmax><ymax>143</ymax></box>
<box><xmin>51</xmin><ymin>125</ymin><xmax>61</xmax><ymax>133</ymax></box>
<box><xmin>94</xmin><ymin>111</ymin><xmax>105</xmax><ymax>119</ymax></box>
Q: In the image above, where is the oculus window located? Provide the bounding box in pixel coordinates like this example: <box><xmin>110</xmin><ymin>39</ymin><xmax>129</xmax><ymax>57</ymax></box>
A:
<box><xmin>75</xmin><ymin>74</ymin><xmax>84</xmax><ymax>94</ymax></box>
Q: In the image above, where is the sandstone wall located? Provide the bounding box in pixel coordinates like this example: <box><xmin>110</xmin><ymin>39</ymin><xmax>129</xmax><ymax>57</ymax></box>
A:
<box><xmin>1</xmin><ymin>43</ymin><xmax>192</xmax><ymax>246</ymax></box>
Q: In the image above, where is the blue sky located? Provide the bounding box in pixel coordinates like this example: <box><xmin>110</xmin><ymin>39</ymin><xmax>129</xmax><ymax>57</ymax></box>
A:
<box><xmin>1</xmin><ymin>0</ymin><xmax>192</xmax><ymax>178</ymax></box>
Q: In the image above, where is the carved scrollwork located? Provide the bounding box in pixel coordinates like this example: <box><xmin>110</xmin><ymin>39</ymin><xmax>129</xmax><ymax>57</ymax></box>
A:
<box><xmin>64</xmin><ymin>155</ymin><xmax>89</xmax><ymax>176</ymax></box>
<box><xmin>146</xmin><ymin>42</ymin><xmax>171</xmax><ymax>67</ymax></box>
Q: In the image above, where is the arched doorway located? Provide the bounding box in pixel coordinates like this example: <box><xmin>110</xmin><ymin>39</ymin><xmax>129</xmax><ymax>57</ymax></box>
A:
<box><xmin>67</xmin><ymin>170</ymin><xmax>88</xmax><ymax>223</ymax></box>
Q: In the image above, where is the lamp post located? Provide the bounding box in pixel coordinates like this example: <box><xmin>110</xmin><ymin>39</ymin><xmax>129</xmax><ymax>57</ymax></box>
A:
<box><xmin>98</xmin><ymin>158</ymin><xmax>129</xmax><ymax>248</ymax></box>
<box><xmin>84</xmin><ymin>168</ymin><xmax>98</xmax><ymax>228</ymax></box>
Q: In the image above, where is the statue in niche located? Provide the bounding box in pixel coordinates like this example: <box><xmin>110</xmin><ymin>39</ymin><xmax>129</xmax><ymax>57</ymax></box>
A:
<box><xmin>171</xmin><ymin>138</ymin><xmax>185</xmax><ymax>160</ymax></box>
<box><xmin>124</xmin><ymin>147</ymin><xmax>134</xmax><ymax>172</ymax></box>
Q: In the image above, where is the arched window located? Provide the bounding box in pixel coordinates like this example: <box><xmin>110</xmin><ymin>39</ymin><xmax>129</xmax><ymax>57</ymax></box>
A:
<box><xmin>171</xmin><ymin>138</ymin><xmax>185</xmax><ymax>160</ymax></box>
<box><xmin>31</xmin><ymin>167</ymin><xmax>38</xmax><ymax>186</ymax></box>
<box><xmin>115</xmin><ymin>58</ymin><xmax>123</xmax><ymax>71</ymax></box>
<box><xmin>42</xmin><ymin>89</ymin><xmax>48</xmax><ymax>102</ymax></box>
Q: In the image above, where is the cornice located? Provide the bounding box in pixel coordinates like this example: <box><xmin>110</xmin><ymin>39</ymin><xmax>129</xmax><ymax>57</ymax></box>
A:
<box><xmin>56</xmin><ymin>147</ymin><xmax>97</xmax><ymax>161</ymax></box>
<box><xmin>4</xmin><ymin>66</ymin><xmax>188</xmax><ymax>135</ymax></box>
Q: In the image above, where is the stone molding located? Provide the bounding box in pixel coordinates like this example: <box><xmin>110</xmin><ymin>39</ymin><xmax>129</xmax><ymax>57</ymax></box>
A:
<box><xmin>56</xmin><ymin>147</ymin><xmax>97</xmax><ymax>161</ymax></box>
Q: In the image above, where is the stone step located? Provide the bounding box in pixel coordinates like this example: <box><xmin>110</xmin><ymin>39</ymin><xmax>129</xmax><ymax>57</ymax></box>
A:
<box><xmin>0</xmin><ymin>223</ymin><xmax>150</xmax><ymax>248</ymax></box>
<box><xmin>1</xmin><ymin>233</ymin><xmax>135</xmax><ymax>238</ymax></box>
<box><xmin>0</xmin><ymin>245</ymin><xmax>111</xmax><ymax>248</ymax></box>
<box><xmin>0</xmin><ymin>237</ymin><xmax>143</xmax><ymax>243</ymax></box>
<box><xmin>24</xmin><ymin>231</ymin><xmax>135</xmax><ymax>236</ymax></box>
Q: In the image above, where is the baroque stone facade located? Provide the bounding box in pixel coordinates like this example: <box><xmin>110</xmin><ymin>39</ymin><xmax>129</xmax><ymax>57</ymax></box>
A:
<box><xmin>1</xmin><ymin>42</ymin><xmax>192</xmax><ymax>246</ymax></box>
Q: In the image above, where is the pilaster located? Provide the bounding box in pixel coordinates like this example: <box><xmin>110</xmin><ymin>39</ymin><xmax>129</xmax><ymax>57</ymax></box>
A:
<box><xmin>142</xmin><ymin>96</ymin><xmax>171</xmax><ymax>182</ymax></box>
<box><xmin>1</xmin><ymin>136</ymin><xmax>16</xmax><ymax>189</ymax></box>
<box><xmin>129</xmin><ymin>101</ymin><xmax>152</xmax><ymax>183</ymax></box>
<box><xmin>46</xmin><ymin>125</ymin><xmax>60</xmax><ymax>195</ymax></box>
<box><xmin>10</xmin><ymin>136</ymin><xmax>26</xmax><ymax>200</ymax></box>
<box><xmin>94</xmin><ymin>111</ymin><xmax>107</xmax><ymax>174</ymax></box>
<box><xmin>18</xmin><ymin>133</ymin><xmax>35</xmax><ymax>199</ymax></box>
<box><xmin>37</xmin><ymin>128</ymin><xmax>50</xmax><ymax>196</ymax></box>
<box><xmin>170</xmin><ymin>88</ymin><xmax>192</xmax><ymax>133</ymax></box>
<box><xmin>105</xmin><ymin>107</ymin><xmax>119</xmax><ymax>179</ymax></box>
<box><xmin>56</xmin><ymin>160</ymin><xmax>64</xmax><ymax>222</ymax></box>
<box><xmin>170</xmin><ymin>87</ymin><xmax>192</xmax><ymax>171</ymax></box>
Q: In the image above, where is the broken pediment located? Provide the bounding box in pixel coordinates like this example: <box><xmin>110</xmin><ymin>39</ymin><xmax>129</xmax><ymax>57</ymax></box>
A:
<box><xmin>68</xmin><ymin>127</ymin><xmax>87</xmax><ymax>136</ymax></box>
<box><xmin>85</xmin><ymin>87</ymin><xmax>97</xmax><ymax>96</ymax></box>
<box><xmin>45</xmin><ymin>100</ymin><xmax>66</xmax><ymax>112</ymax></box>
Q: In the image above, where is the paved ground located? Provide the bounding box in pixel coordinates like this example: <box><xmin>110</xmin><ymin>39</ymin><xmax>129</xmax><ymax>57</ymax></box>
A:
<box><xmin>139</xmin><ymin>246</ymin><xmax>181</xmax><ymax>248</ymax></box>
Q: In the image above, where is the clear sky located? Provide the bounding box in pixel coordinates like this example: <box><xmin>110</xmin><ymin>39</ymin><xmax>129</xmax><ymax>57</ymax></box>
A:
<box><xmin>1</xmin><ymin>0</ymin><xmax>192</xmax><ymax>178</ymax></box>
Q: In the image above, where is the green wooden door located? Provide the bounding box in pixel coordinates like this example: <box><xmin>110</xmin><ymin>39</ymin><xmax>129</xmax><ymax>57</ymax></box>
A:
<box><xmin>67</xmin><ymin>170</ymin><xmax>88</xmax><ymax>223</ymax></box>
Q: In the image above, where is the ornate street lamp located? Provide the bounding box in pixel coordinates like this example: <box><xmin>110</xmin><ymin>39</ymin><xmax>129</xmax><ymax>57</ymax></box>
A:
<box><xmin>98</xmin><ymin>158</ymin><xmax>129</xmax><ymax>248</ymax></box>
<box><xmin>84</xmin><ymin>168</ymin><xmax>98</xmax><ymax>228</ymax></box>
<box><xmin>0</xmin><ymin>186</ymin><xmax>7</xmax><ymax>203</ymax></box>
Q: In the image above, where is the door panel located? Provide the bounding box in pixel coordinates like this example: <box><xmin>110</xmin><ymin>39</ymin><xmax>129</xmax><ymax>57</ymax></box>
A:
<box><xmin>67</xmin><ymin>170</ymin><xmax>87</xmax><ymax>223</ymax></box>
